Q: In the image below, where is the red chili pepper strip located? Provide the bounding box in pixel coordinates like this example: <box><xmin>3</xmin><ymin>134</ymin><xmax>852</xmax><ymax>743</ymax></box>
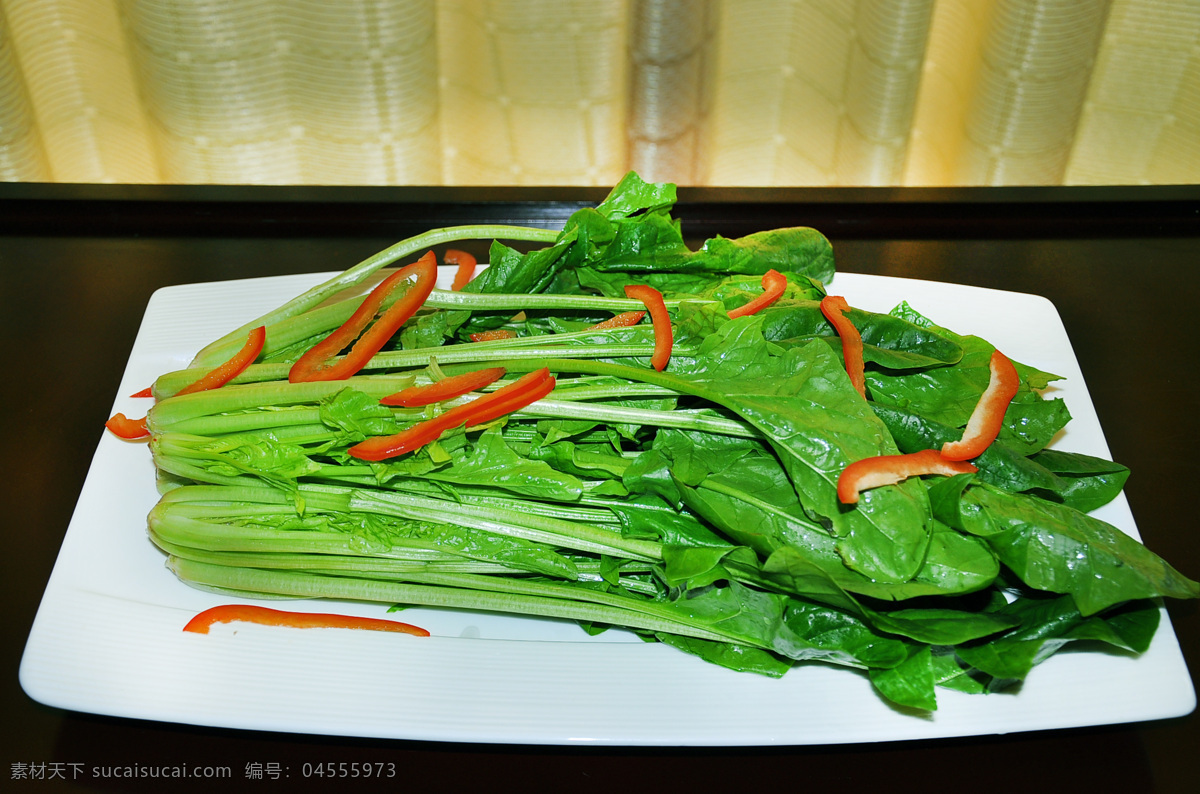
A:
<box><xmin>349</xmin><ymin>368</ymin><xmax>553</xmax><ymax>461</ymax></box>
<box><xmin>130</xmin><ymin>387</ymin><xmax>153</xmax><ymax>398</ymax></box>
<box><xmin>183</xmin><ymin>604</ymin><xmax>429</xmax><ymax>636</ymax></box>
<box><xmin>353</xmin><ymin>417</ymin><xmax>454</xmax><ymax>462</ymax></box>
<box><xmin>175</xmin><ymin>325</ymin><xmax>266</xmax><ymax>396</ymax></box>
<box><xmin>105</xmin><ymin>412</ymin><xmax>149</xmax><ymax>440</ymax></box>
<box><xmin>470</xmin><ymin>328</ymin><xmax>518</xmax><ymax>342</ymax></box>
<box><xmin>380</xmin><ymin>366</ymin><xmax>508</xmax><ymax>407</ymax></box>
<box><xmin>289</xmin><ymin>251</ymin><xmax>438</xmax><ymax>383</ymax></box>
<box><xmin>585</xmin><ymin>310</ymin><xmax>646</xmax><ymax>330</ymax></box>
<box><xmin>941</xmin><ymin>349</ymin><xmax>1021</xmax><ymax>461</ymax></box>
<box><xmin>446</xmin><ymin>249</ymin><xmax>477</xmax><ymax>291</ymax></box>
<box><xmin>463</xmin><ymin>373</ymin><xmax>555</xmax><ymax>428</ymax></box>
<box><xmin>820</xmin><ymin>295</ymin><xmax>866</xmax><ymax>398</ymax></box>
<box><xmin>623</xmin><ymin>284</ymin><xmax>672</xmax><ymax>371</ymax></box>
<box><xmin>837</xmin><ymin>449</ymin><xmax>978</xmax><ymax>504</ymax></box>
<box><xmin>728</xmin><ymin>269</ymin><xmax>787</xmax><ymax>318</ymax></box>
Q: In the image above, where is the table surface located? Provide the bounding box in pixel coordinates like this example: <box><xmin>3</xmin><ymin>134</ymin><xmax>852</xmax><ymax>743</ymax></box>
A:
<box><xmin>2</xmin><ymin>183</ymin><xmax>1197</xmax><ymax>792</ymax></box>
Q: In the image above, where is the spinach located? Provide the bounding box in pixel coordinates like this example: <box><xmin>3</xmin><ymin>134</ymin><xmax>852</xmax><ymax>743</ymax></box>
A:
<box><xmin>935</xmin><ymin>480</ymin><xmax>1200</xmax><ymax>615</ymax></box>
<box><xmin>141</xmin><ymin>171</ymin><xmax>1197</xmax><ymax>715</ymax></box>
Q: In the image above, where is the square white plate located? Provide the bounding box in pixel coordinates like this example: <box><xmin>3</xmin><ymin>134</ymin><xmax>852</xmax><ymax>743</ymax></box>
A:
<box><xmin>20</xmin><ymin>269</ymin><xmax>1196</xmax><ymax>745</ymax></box>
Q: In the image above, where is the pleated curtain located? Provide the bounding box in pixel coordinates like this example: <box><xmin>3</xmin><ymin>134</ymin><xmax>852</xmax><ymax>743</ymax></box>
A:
<box><xmin>2</xmin><ymin>0</ymin><xmax>1198</xmax><ymax>186</ymax></box>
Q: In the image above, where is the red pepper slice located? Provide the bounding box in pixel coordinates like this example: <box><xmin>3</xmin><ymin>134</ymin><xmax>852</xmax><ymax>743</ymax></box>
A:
<box><xmin>380</xmin><ymin>366</ymin><xmax>507</xmax><ymax>407</ymax></box>
<box><xmin>469</xmin><ymin>328</ymin><xmax>518</xmax><ymax>342</ymax></box>
<box><xmin>289</xmin><ymin>251</ymin><xmax>438</xmax><ymax>383</ymax></box>
<box><xmin>941</xmin><ymin>349</ymin><xmax>1021</xmax><ymax>461</ymax></box>
<box><xmin>105</xmin><ymin>412</ymin><xmax>149</xmax><ymax>440</ymax></box>
<box><xmin>462</xmin><ymin>372</ymin><xmax>556</xmax><ymax>427</ymax></box>
<box><xmin>623</xmin><ymin>284</ymin><xmax>672</xmax><ymax>371</ymax></box>
<box><xmin>349</xmin><ymin>368</ymin><xmax>553</xmax><ymax>461</ymax></box>
<box><xmin>446</xmin><ymin>249</ymin><xmax>477</xmax><ymax>291</ymax></box>
<box><xmin>130</xmin><ymin>387</ymin><xmax>153</xmax><ymax>398</ymax></box>
<box><xmin>585</xmin><ymin>310</ymin><xmax>646</xmax><ymax>330</ymax></box>
<box><xmin>728</xmin><ymin>269</ymin><xmax>787</xmax><ymax>318</ymax></box>
<box><xmin>183</xmin><ymin>604</ymin><xmax>429</xmax><ymax>636</ymax></box>
<box><xmin>176</xmin><ymin>325</ymin><xmax>266</xmax><ymax>396</ymax></box>
<box><xmin>837</xmin><ymin>449</ymin><xmax>978</xmax><ymax>504</ymax></box>
<box><xmin>820</xmin><ymin>295</ymin><xmax>866</xmax><ymax>398</ymax></box>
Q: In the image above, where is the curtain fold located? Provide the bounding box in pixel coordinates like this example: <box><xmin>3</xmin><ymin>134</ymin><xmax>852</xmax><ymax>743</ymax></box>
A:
<box><xmin>703</xmin><ymin>0</ymin><xmax>938</xmax><ymax>186</ymax></box>
<box><xmin>1</xmin><ymin>0</ymin><xmax>1196</xmax><ymax>186</ymax></box>
<box><xmin>627</xmin><ymin>0</ymin><xmax>715</xmax><ymax>185</ymax></box>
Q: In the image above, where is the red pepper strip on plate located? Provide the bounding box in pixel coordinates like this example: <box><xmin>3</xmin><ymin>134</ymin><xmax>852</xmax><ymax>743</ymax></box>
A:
<box><xmin>585</xmin><ymin>310</ymin><xmax>646</xmax><ymax>330</ymax></box>
<box><xmin>820</xmin><ymin>295</ymin><xmax>866</xmax><ymax>398</ymax></box>
<box><xmin>728</xmin><ymin>269</ymin><xmax>787</xmax><ymax>318</ymax></box>
<box><xmin>183</xmin><ymin>604</ymin><xmax>429</xmax><ymax>636</ymax></box>
<box><xmin>289</xmin><ymin>251</ymin><xmax>438</xmax><ymax>383</ymax></box>
<box><xmin>176</xmin><ymin>325</ymin><xmax>266</xmax><ymax>396</ymax></box>
<box><xmin>105</xmin><ymin>413</ymin><xmax>149</xmax><ymax>440</ymax></box>
<box><xmin>623</xmin><ymin>284</ymin><xmax>672</xmax><ymax>371</ymax></box>
<box><xmin>349</xmin><ymin>368</ymin><xmax>554</xmax><ymax>461</ymax></box>
<box><xmin>838</xmin><ymin>449</ymin><xmax>978</xmax><ymax>504</ymax></box>
<box><xmin>446</xmin><ymin>249</ymin><xmax>477</xmax><ymax>291</ymax></box>
<box><xmin>941</xmin><ymin>349</ymin><xmax>1021</xmax><ymax>461</ymax></box>
<box><xmin>130</xmin><ymin>387</ymin><xmax>153</xmax><ymax>398</ymax></box>
<box><xmin>469</xmin><ymin>328</ymin><xmax>518</xmax><ymax>342</ymax></box>
<box><xmin>380</xmin><ymin>366</ymin><xmax>507</xmax><ymax>407</ymax></box>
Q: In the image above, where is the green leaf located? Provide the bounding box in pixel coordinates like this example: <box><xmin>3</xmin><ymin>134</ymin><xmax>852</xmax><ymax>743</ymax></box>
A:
<box><xmin>954</xmin><ymin>595</ymin><xmax>1160</xmax><ymax>684</ymax></box>
<box><xmin>420</xmin><ymin>428</ymin><xmax>585</xmax><ymax>502</ymax></box>
<box><xmin>757</xmin><ymin>542</ymin><xmax>1002</xmax><ymax>639</ymax></box>
<box><xmin>529</xmin><ymin>438</ymin><xmax>630</xmax><ymax>480</ymax></box>
<box><xmin>931</xmin><ymin>650</ymin><xmax>989</xmax><ymax>694</ymax></box>
<box><xmin>869</xmin><ymin>644</ymin><xmax>938</xmax><ymax>712</ymax></box>
<box><xmin>318</xmin><ymin>387</ymin><xmax>400</xmax><ymax>439</ymax></box>
<box><xmin>622</xmin><ymin>448</ymin><xmax>684</xmax><ymax>507</ymax></box>
<box><xmin>1026</xmin><ymin>448</ymin><xmax>1131</xmax><ymax>512</ymax></box>
<box><xmin>956</xmin><ymin>484</ymin><xmax>1200</xmax><ymax>614</ymax></box>
<box><xmin>654</xmin><ymin>633</ymin><xmax>793</xmax><ymax>677</ymax></box>
<box><xmin>402</xmin><ymin>309</ymin><xmax>471</xmax><ymax>349</ymax></box>
<box><xmin>603</xmin><ymin>494</ymin><xmax>732</xmax><ymax>548</ymax></box>
<box><xmin>594</xmin><ymin>170</ymin><xmax>678</xmax><ymax>219</ymax></box>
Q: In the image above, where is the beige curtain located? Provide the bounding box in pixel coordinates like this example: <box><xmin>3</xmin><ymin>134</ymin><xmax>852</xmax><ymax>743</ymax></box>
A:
<box><xmin>2</xmin><ymin>0</ymin><xmax>1197</xmax><ymax>186</ymax></box>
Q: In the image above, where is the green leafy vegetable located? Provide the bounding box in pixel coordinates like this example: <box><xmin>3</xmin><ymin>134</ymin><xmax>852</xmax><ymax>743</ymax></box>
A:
<box><xmin>131</xmin><ymin>171</ymin><xmax>1196</xmax><ymax>716</ymax></box>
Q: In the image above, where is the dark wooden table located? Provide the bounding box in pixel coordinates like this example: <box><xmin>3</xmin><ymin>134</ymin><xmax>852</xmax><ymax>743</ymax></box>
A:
<box><xmin>3</xmin><ymin>183</ymin><xmax>1197</xmax><ymax>792</ymax></box>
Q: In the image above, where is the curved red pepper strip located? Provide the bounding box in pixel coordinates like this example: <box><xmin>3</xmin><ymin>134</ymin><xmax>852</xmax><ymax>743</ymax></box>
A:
<box><xmin>941</xmin><ymin>349</ymin><xmax>1021</xmax><ymax>461</ymax></box>
<box><xmin>105</xmin><ymin>412</ymin><xmax>149</xmax><ymax>440</ymax></box>
<box><xmin>176</xmin><ymin>325</ymin><xmax>266</xmax><ymax>396</ymax></box>
<box><xmin>585</xmin><ymin>310</ymin><xmax>646</xmax><ymax>330</ymax></box>
<box><xmin>381</xmin><ymin>366</ymin><xmax>507</xmax><ymax>407</ymax></box>
<box><xmin>289</xmin><ymin>251</ymin><xmax>438</xmax><ymax>383</ymax></box>
<box><xmin>349</xmin><ymin>368</ymin><xmax>553</xmax><ymax>461</ymax></box>
<box><xmin>183</xmin><ymin>604</ymin><xmax>429</xmax><ymax>636</ymax></box>
<box><xmin>130</xmin><ymin>387</ymin><xmax>153</xmax><ymax>398</ymax></box>
<box><xmin>820</xmin><ymin>295</ymin><xmax>866</xmax><ymax>398</ymax></box>
<box><xmin>469</xmin><ymin>328</ymin><xmax>518</xmax><ymax>342</ymax></box>
<box><xmin>837</xmin><ymin>449</ymin><xmax>977</xmax><ymax>504</ymax></box>
<box><xmin>623</xmin><ymin>284</ymin><xmax>672</xmax><ymax>371</ymax></box>
<box><xmin>728</xmin><ymin>269</ymin><xmax>787</xmax><ymax>318</ymax></box>
<box><xmin>446</xmin><ymin>249</ymin><xmax>477</xmax><ymax>291</ymax></box>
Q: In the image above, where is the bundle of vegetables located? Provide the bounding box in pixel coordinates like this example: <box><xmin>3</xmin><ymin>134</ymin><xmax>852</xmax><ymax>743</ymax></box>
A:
<box><xmin>118</xmin><ymin>172</ymin><xmax>1198</xmax><ymax>712</ymax></box>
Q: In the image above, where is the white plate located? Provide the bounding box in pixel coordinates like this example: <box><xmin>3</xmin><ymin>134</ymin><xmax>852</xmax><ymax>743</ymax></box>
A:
<box><xmin>20</xmin><ymin>269</ymin><xmax>1196</xmax><ymax>745</ymax></box>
